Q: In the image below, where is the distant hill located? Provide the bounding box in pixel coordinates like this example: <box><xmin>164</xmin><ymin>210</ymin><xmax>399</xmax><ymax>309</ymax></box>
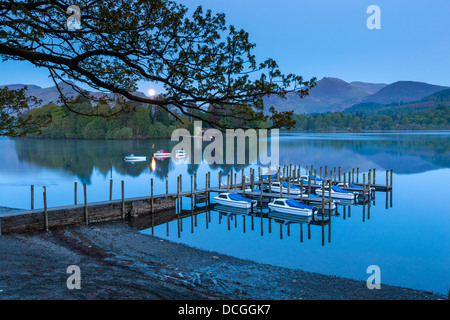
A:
<box><xmin>359</xmin><ymin>81</ymin><xmax>448</xmax><ymax>105</ymax></box>
<box><xmin>263</xmin><ymin>77</ymin><xmax>388</xmax><ymax>114</ymax></box>
<box><xmin>345</xmin><ymin>88</ymin><xmax>450</xmax><ymax>116</ymax></box>
<box><xmin>0</xmin><ymin>82</ymin><xmax>147</xmax><ymax>106</ymax></box>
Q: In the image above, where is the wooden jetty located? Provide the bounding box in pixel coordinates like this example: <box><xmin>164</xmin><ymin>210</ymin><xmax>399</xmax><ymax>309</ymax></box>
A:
<box><xmin>0</xmin><ymin>165</ymin><xmax>392</xmax><ymax>235</ymax></box>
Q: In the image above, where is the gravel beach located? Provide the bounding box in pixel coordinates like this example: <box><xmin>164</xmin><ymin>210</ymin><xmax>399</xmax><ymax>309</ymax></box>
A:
<box><xmin>0</xmin><ymin>217</ymin><xmax>446</xmax><ymax>300</ymax></box>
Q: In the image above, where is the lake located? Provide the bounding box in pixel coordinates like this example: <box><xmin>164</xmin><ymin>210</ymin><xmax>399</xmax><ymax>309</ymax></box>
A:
<box><xmin>0</xmin><ymin>132</ymin><xmax>449</xmax><ymax>294</ymax></box>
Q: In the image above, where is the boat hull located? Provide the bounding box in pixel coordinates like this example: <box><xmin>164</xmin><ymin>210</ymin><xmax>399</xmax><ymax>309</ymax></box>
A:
<box><xmin>315</xmin><ymin>189</ymin><xmax>355</xmax><ymax>200</ymax></box>
<box><xmin>213</xmin><ymin>197</ymin><xmax>257</xmax><ymax>209</ymax></box>
<box><xmin>268</xmin><ymin>203</ymin><xmax>314</xmax><ymax>216</ymax></box>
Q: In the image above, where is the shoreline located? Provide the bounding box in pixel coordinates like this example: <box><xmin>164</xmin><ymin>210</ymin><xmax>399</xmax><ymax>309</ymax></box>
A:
<box><xmin>0</xmin><ymin>220</ymin><xmax>445</xmax><ymax>300</ymax></box>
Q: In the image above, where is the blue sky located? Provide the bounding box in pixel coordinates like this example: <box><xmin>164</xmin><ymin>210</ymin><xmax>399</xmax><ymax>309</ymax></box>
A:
<box><xmin>1</xmin><ymin>0</ymin><xmax>449</xmax><ymax>94</ymax></box>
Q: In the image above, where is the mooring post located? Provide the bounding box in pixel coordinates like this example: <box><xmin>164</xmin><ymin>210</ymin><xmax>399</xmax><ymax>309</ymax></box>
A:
<box><xmin>300</xmin><ymin>180</ymin><xmax>304</xmax><ymax>201</ymax></box>
<box><xmin>390</xmin><ymin>169</ymin><xmax>393</xmax><ymax>187</ymax></box>
<box><xmin>234</xmin><ymin>172</ymin><xmax>237</xmax><ymax>190</ymax></box>
<box><xmin>334</xmin><ymin>168</ymin><xmax>336</xmax><ymax>183</ymax></box>
<box><xmin>314</xmin><ymin>170</ymin><xmax>317</xmax><ymax>185</ymax></box>
<box><xmin>308</xmin><ymin>172</ymin><xmax>311</xmax><ymax>196</ymax></box>
<box><xmin>205</xmin><ymin>173</ymin><xmax>208</xmax><ymax>206</ymax></box>
<box><xmin>166</xmin><ymin>176</ymin><xmax>169</xmax><ymax>194</ymax></box>
<box><xmin>363</xmin><ymin>174</ymin><xmax>366</xmax><ymax>202</ymax></box>
<box><xmin>121</xmin><ymin>180</ymin><xmax>125</xmax><ymax>220</ymax></box>
<box><xmin>74</xmin><ymin>182</ymin><xmax>77</xmax><ymax>205</ymax></box>
<box><xmin>230</xmin><ymin>169</ymin><xmax>233</xmax><ymax>187</ymax></box>
<box><xmin>260</xmin><ymin>179</ymin><xmax>263</xmax><ymax>209</ymax></box>
<box><xmin>43</xmin><ymin>186</ymin><xmax>48</xmax><ymax>232</ymax></box>
<box><xmin>339</xmin><ymin>167</ymin><xmax>341</xmax><ymax>181</ymax></box>
<box><xmin>190</xmin><ymin>175</ymin><xmax>193</xmax><ymax>211</ymax></box>
<box><xmin>373</xmin><ymin>168</ymin><xmax>376</xmax><ymax>184</ymax></box>
<box><xmin>320</xmin><ymin>167</ymin><xmax>323</xmax><ymax>179</ymax></box>
<box><xmin>31</xmin><ymin>185</ymin><xmax>34</xmax><ymax>210</ymax></box>
<box><xmin>242</xmin><ymin>175</ymin><xmax>246</xmax><ymax>196</ymax></box>
<box><xmin>109</xmin><ymin>179</ymin><xmax>113</xmax><ymax>201</ymax></box>
<box><xmin>83</xmin><ymin>183</ymin><xmax>88</xmax><ymax>225</ymax></box>
<box><xmin>344</xmin><ymin>172</ymin><xmax>346</xmax><ymax>186</ymax></box>
<box><xmin>357</xmin><ymin>167</ymin><xmax>359</xmax><ymax>183</ymax></box>
<box><xmin>321</xmin><ymin>180</ymin><xmax>325</xmax><ymax>220</ymax></box>
<box><xmin>227</xmin><ymin>174</ymin><xmax>230</xmax><ymax>192</ymax></box>
<box><xmin>151</xmin><ymin>178</ymin><xmax>154</xmax><ymax>214</ymax></box>
<box><xmin>386</xmin><ymin>170</ymin><xmax>388</xmax><ymax>189</ymax></box>
<box><xmin>352</xmin><ymin>168</ymin><xmax>355</xmax><ymax>183</ymax></box>
<box><xmin>287</xmin><ymin>172</ymin><xmax>290</xmax><ymax>196</ymax></box>
<box><xmin>194</xmin><ymin>172</ymin><xmax>197</xmax><ymax>190</ymax></box>
<box><xmin>219</xmin><ymin>171</ymin><xmax>222</xmax><ymax>189</ymax></box>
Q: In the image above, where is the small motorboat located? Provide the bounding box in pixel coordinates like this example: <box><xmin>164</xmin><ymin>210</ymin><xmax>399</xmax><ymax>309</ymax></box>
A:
<box><xmin>153</xmin><ymin>150</ymin><xmax>171</xmax><ymax>157</ymax></box>
<box><xmin>337</xmin><ymin>182</ymin><xmax>375</xmax><ymax>193</ymax></box>
<box><xmin>124</xmin><ymin>154</ymin><xmax>147</xmax><ymax>162</ymax></box>
<box><xmin>268</xmin><ymin>198</ymin><xmax>317</xmax><ymax>216</ymax></box>
<box><xmin>213</xmin><ymin>192</ymin><xmax>257</xmax><ymax>209</ymax></box>
<box><xmin>315</xmin><ymin>185</ymin><xmax>357</xmax><ymax>200</ymax></box>
<box><xmin>269</xmin><ymin>181</ymin><xmax>303</xmax><ymax>195</ymax></box>
<box><xmin>300</xmin><ymin>193</ymin><xmax>339</xmax><ymax>210</ymax></box>
<box><xmin>300</xmin><ymin>174</ymin><xmax>325</xmax><ymax>183</ymax></box>
<box><xmin>175</xmin><ymin>149</ymin><xmax>186</xmax><ymax>159</ymax></box>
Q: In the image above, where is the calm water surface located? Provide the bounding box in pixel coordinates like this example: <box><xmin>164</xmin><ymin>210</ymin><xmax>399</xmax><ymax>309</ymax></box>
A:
<box><xmin>0</xmin><ymin>132</ymin><xmax>449</xmax><ymax>294</ymax></box>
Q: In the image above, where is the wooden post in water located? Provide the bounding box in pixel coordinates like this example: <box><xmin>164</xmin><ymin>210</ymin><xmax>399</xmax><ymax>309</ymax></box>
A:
<box><xmin>352</xmin><ymin>168</ymin><xmax>355</xmax><ymax>183</ymax></box>
<box><xmin>227</xmin><ymin>174</ymin><xmax>230</xmax><ymax>192</ymax></box>
<box><xmin>314</xmin><ymin>170</ymin><xmax>317</xmax><ymax>185</ymax></box>
<box><xmin>320</xmin><ymin>167</ymin><xmax>323</xmax><ymax>179</ymax></box>
<box><xmin>373</xmin><ymin>168</ymin><xmax>376</xmax><ymax>184</ymax></box>
<box><xmin>242</xmin><ymin>175</ymin><xmax>246</xmax><ymax>196</ymax></box>
<box><xmin>121</xmin><ymin>180</ymin><xmax>125</xmax><ymax>220</ymax></box>
<box><xmin>260</xmin><ymin>179</ymin><xmax>263</xmax><ymax>209</ymax></box>
<box><xmin>230</xmin><ymin>169</ymin><xmax>233</xmax><ymax>188</ymax></box>
<box><xmin>166</xmin><ymin>176</ymin><xmax>169</xmax><ymax>194</ymax></box>
<box><xmin>31</xmin><ymin>185</ymin><xmax>34</xmax><ymax>210</ymax></box>
<box><xmin>287</xmin><ymin>172</ymin><xmax>290</xmax><ymax>196</ymax></box>
<box><xmin>308</xmin><ymin>172</ymin><xmax>311</xmax><ymax>196</ymax></box>
<box><xmin>74</xmin><ymin>182</ymin><xmax>77</xmax><ymax>205</ymax></box>
<box><xmin>300</xmin><ymin>180</ymin><xmax>304</xmax><ymax>201</ymax></box>
<box><xmin>390</xmin><ymin>169</ymin><xmax>393</xmax><ymax>187</ymax></box>
<box><xmin>357</xmin><ymin>168</ymin><xmax>359</xmax><ymax>183</ymax></box>
<box><xmin>109</xmin><ymin>179</ymin><xmax>113</xmax><ymax>201</ymax></box>
<box><xmin>194</xmin><ymin>173</ymin><xmax>197</xmax><ymax>190</ymax></box>
<box><xmin>151</xmin><ymin>178</ymin><xmax>154</xmax><ymax>214</ymax></box>
<box><xmin>343</xmin><ymin>172</ymin><xmax>346</xmax><ymax>186</ymax></box>
<box><xmin>43</xmin><ymin>186</ymin><xmax>48</xmax><ymax>232</ymax></box>
<box><xmin>363</xmin><ymin>174</ymin><xmax>366</xmax><ymax>203</ymax></box>
<box><xmin>334</xmin><ymin>168</ymin><xmax>336</xmax><ymax>183</ymax></box>
<box><xmin>338</xmin><ymin>167</ymin><xmax>341</xmax><ymax>181</ymax></box>
<box><xmin>386</xmin><ymin>170</ymin><xmax>389</xmax><ymax>189</ymax></box>
<box><xmin>83</xmin><ymin>183</ymin><xmax>88</xmax><ymax>225</ymax></box>
<box><xmin>219</xmin><ymin>171</ymin><xmax>222</xmax><ymax>189</ymax></box>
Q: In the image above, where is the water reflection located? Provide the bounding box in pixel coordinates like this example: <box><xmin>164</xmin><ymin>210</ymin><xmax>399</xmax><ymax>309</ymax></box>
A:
<box><xmin>8</xmin><ymin>132</ymin><xmax>450</xmax><ymax>184</ymax></box>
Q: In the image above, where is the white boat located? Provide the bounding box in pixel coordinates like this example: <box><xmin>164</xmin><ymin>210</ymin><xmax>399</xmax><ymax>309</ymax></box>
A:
<box><xmin>153</xmin><ymin>150</ymin><xmax>171</xmax><ymax>157</ymax></box>
<box><xmin>315</xmin><ymin>185</ymin><xmax>357</xmax><ymax>200</ymax></box>
<box><xmin>124</xmin><ymin>154</ymin><xmax>147</xmax><ymax>161</ymax></box>
<box><xmin>268</xmin><ymin>198</ymin><xmax>317</xmax><ymax>216</ymax></box>
<box><xmin>175</xmin><ymin>149</ymin><xmax>186</xmax><ymax>159</ymax></box>
<box><xmin>213</xmin><ymin>192</ymin><xmax>257</xmax><ymax>209</ymax></box>
<box><xmin>300</xmin><ymin>193</ymin><xmax>338</xmax><ymax>210</ymax></box>
<box><xmin>269</xmin><ymin>182</ymin><xmax>303</xmax><ymax>195</ymax></box>
<box><xmin>337</xmin><ymin>182</ymin><xmax>375</xmax><ymax>193</ymax></box>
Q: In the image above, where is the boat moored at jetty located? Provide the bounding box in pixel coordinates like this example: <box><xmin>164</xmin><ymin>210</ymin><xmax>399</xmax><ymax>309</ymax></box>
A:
<box><xmin>269</xmin><ymin>182</ymin><xmax>303</xmax><ymax>195</ymax></box>
<box><xmin>315</xmin><ymin>185</ymin><xmax>357</xmax><ymax>200</ymax></box>
<box><xmin>268</xmin><ymin>198</ymin><xmax>317</xmax><ymax>216</ymax></box>
<box><xmin>213</xmin><ymin>192</ymin><xmax>258</xmax><ymax>209</ymax></box>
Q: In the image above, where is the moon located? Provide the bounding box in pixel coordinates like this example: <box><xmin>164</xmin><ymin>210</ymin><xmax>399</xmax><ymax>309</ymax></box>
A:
<box><xmin>148</xmin><ymin>88</ymin><xmax>156</xmax><ymax>96</ymax></box>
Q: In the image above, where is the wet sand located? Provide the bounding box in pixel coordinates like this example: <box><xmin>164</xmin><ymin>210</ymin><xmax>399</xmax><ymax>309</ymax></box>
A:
<box><xmin>0</xmin><ymin>219</ymin><xmax>445</xmax><ymax>300</ymax></box>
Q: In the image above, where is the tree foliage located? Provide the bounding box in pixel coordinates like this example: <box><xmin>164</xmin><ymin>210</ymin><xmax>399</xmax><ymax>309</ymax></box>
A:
<box><xmin>0</xmin><ymin>0</ymin><xmax>316</xmax><ymax>135</ymax></box>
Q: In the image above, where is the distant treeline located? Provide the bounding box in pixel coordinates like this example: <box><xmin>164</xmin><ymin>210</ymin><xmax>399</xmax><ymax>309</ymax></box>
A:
<box><xmin>292</xmin><ymin>105</ymin><xmax>450</xmax><ymax>131</ymax></box>
<box><xmin>22</xmin><ymin>99</ymin><xmax>265</xmax><ymax>139</ymax></box>
<box><xmin>22</xmin><ymin>99</ymin><xmax>450</xmax><ymax>139</ymax></box>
